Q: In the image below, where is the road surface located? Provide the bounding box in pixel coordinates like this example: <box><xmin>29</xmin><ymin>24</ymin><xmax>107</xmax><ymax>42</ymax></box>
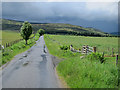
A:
<box><xmin>1</xmin><ymin>36</ymin><xmax>62</xmax><ymax>88</ymax></box>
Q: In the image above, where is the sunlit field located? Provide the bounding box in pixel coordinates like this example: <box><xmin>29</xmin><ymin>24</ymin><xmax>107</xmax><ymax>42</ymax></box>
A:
<box><xmin>1</xmin><ymin>30</ymin><xmax>22</xmax><ymax>45</ymax></box>
<box><xmin>45</xmin><ymin>35</ymin><xmax>118</xmax><ymax>55</ymax></box>
<box><xmin>44</xmin><ymin>34</ymin><xmax>118</xmax><ymax>88</ymax></box>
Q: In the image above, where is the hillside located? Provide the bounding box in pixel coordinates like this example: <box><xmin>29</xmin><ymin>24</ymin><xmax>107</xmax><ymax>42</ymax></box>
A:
<box><xmin>1</xmin><ymin>19</ymin><xmax>110</xmax><ymax>36</ymax></box>
<box><xmin>110</xmin><ymin>32</ymin><xmax>119</xmax><ymax>36</ymax></box>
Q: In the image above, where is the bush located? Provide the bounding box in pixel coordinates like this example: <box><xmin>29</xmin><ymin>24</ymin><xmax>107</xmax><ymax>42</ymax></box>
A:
<box><xmin>37</xmin><ymin>29</ymin><xmax>45</xmax><ymax>36</ymax></box>
<box><xmin>87</xmin><ymin>52</ymin><xmax>105</xmax><ymax>63</ymax></box>
<box><xmin>2</xmin><ymin>33</ymin><xmax>40</xmax><ymax>66</ymax></box>
<box><xmin>20</xmin><ymin>21</ymin><xmax>32</xmax><ymax>44</ymax></box>
<box><xmin>35</xmin><ymin>33</ymin><xmax>40</xmax><ymax>40</ymax></box>
<box><xmin>2</xmin><ymin>52</ymin><xmax>9</xmax><ymax>56</ymax></box>
<box><xmin>60</xmin><ymin>45</ymin><xmax>69</xmax><ymax>50</ymax></box>
<box><xmin>57</xmin><ymin>57</ymin><xmax>118</xmax><ymax>88</ymax></box>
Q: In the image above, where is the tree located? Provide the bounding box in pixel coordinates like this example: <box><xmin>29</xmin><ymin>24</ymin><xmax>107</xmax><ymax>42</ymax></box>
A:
<box><xmin>37</xmin><ymin>29</ymin><xmax>45</xmax><ymax>36</ymax></box>
<box><xmin>20</xmin><ymin>21</ymin><xmax>32</xmax><ymax>44</ymax></box>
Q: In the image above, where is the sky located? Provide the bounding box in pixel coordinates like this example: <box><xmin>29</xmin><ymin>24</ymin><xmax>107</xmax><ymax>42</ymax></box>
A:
<box><xmin>2</xmin><ymin>1</ymin><xmax>118</xmax><ymax>33</ymax></box>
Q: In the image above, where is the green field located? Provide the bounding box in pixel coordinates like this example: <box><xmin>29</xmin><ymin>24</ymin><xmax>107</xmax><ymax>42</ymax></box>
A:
<box><xmin>1</xmin><ymin>30</ymin><xmax>34</xmax><ymax>45</ymax></box>
<box><xmin>44</xmin><ymin>34</ymin><xmax>118</xmax><ymax>88</ymax></box>
<box><xmin>45</xmin><ymin>35</ymin><xmax>118</xmax><ymax>56</ymax></box>
<box><xmin>1</xmin><ymin>30</ymin><xmax>39</xmax><ymax>66</ymax></box>
<box><xmin>0</xmin><ymin>30</ymin><xmax>2</xmax><ymax>44</ymax></box>
<box><xmin>2</xmin><ymin>19</ymin><xmax>112</xmax><ymax>37</ymax></box>
<box><xmin>1</xmin><ymin>32</ymin><xmax>40</xmax><ymax>66</ymax></box>
<box><xmin>1</xmin><ymin>30</ymin><xmax>22</xmax><ymax>45</ymax></box>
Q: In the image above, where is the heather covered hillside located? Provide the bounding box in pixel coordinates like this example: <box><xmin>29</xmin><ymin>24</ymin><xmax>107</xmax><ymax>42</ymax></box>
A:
<box><xmin>2</xmin><ymin>19</ymin><xmax>110</xmax><ymax>37</ymax></box>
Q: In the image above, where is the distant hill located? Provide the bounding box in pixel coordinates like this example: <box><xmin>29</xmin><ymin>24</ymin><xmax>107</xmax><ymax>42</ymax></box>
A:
<box><xmin>1</xmin><ymin>18</ymin><xmax>111</xmax><ymax>37</ymax></box>
<box><xmin>110</xmin><ymin>32</ymin><xmax>119</xmax><ymax>36</ymax></box>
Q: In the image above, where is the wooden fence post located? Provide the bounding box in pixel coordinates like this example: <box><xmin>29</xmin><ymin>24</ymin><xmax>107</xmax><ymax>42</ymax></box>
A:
<box><xmin>4</xmin><ymin>44</ymin><xmax>5</xmax><ymax>49</ymax></box>
<box><xmin>2</xmin><ymin>45</ymin><xmax>4</xmax><ymax>53</ymax></box>
<box><xmin>112</xmin><ymin>48</ymin><xmax>114</xmax><ymax>57</ymax></box>
<box><xmin>85</xmin><ymin>45</ymin><xmax>87</xmax><ymax>54</ymax></box>
<box><xmin>8</xmin><ymin>43</ymin><xmax>10</xmax><ymax>47</ymax></box>
<box><xmin>108</xmin><ymin>47</ymin><xmax>109</xmax><ymax>51</ymax></box>
<box><xmin>6</xmin><ymin>43</ymin><xmax>7</xmax><ymax>48</ymax></box>
<box><xmin>102</xmin><ymin>52</ymin><xmax>104</xmax><ymax>57</ymax></box>
<box><xmin>0</xmin><ymin>45</ymin><xmax>1</xmax><ymax>50</ymax></box>
<box><xmin>82</xmin><ymin>45</ymin><xmax>86</xmax><ymax>54</ymax></box>
<box><xmin>116</xmin><ymin>55</ymin><xmax>118</xmax><ymax>65</ymax></box>
<box><xmin>93</xmin><ymin>47</ymin><xmax>96</xmax><ymax>53</ymax></box>
<box><xmin>10</xmin><ymin>42</ymin><xmax>12</xmax><ymax>46</ymax></box>
<box><xmin>86</xmin><ymin>45</ymin><xmax>89</xmax><ymax>54</ymax></box>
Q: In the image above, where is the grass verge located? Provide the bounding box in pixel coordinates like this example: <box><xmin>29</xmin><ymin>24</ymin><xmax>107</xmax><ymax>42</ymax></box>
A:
<box><xmin>44</xmin><ymin>34</ymin><xmax>118</xmax><ymax>88</ymax></box>
<box><xmin>0</xmin><ymin>33</ymin><xmax>40</xmax><ymax>66</ymax></box>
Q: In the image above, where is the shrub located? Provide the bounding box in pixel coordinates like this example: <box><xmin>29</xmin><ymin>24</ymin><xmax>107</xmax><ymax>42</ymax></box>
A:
<box><xmin>60</xmin><ymin>45</ymin><xmax>69</xmax><ymax>50</ymax></box>
<box><xmin>57</xmin><ymin>57</ymin><xmax>118</xmax><ymax>88</ymax></box>
<box><xmin>20</xmin><ymin>21</ymin><xmax>32</xmax><ymax>44</ymax></box>
<box><xmin>2</xmin><ymin>33</ymin><xmax>40</xmax><ymax>66</ymax></box>
<box><xmin>37</xmin><ymin>29</ymin><xmax>45</xmax><ymax>36</ymax></box>
<box><xmin>35</xmin><ymin>33</ymin><xmax>40</xmax><ymax>40</ymax></box>
<box><xmin>2</xmin><ymin>52</ymin><xmax>9</xmax><ymax>56</ymax></box>
<box><xmin>87</xmin><ymin>52</ymin><xmax>105</xmax><ymax>63</ymax></box>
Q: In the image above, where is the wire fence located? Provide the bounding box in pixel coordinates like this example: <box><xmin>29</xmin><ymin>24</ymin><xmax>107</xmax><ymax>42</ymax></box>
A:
<box><xmin>0</xmin><ymin>39</ymin><xmax>23</xmax><ymax>50</ymax></box>
<box><xmin>0</xmin><ymin>34</ymin><xmax>35</xmax><ymax>51</ymax></box>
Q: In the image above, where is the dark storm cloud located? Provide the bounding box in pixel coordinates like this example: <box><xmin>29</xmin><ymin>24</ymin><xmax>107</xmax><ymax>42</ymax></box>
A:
<box><xmin>2</xmin><ymin>2</ymin><xmax>118</xmax><ymax>33</ymax></box>
<box><xmin>2</xmin><ymin>2</ymin><xmax>85</xmax><ymax>21</ymax></box>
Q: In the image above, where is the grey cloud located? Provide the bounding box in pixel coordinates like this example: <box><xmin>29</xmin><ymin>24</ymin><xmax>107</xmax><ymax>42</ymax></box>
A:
<box><xmin>2</xmin><ymin>2</ymin><xmax>118</xmax><ymax>33</ymax></box>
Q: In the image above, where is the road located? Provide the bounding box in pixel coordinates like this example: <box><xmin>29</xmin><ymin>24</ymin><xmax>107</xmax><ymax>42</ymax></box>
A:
<box><xmin>1</xmin><ymin>36</ymin><xmax>62</xmax><ymax>88</ymax></box>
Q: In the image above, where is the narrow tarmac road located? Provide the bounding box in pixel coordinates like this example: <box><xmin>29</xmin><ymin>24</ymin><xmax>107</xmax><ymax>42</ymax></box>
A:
<box><xmin>2</xmin><ymin>36</ymin><xmax>62</xmax><ymax>88</ymax></box>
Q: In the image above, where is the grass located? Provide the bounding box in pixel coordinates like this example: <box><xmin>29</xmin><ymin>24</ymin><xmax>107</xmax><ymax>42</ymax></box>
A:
<box><xmin>1</xmin><ymin>30</ymin><xmax>34</xmax><ymax>45</ymax></box>
<box><xmin>3</xmin><ymin>18</ymin><xmax>112</xmax><ymax>37</ymax></box>
<box><xmin>0</xmin><ymin>30</ymin><xmax>1</xmax><ymax>45</ymax></box>
<box><xmin>1</xmin><ymin>30</ymin><xmax>22</xmax><ymax>45</ymax></box>
<box><xmin>1</xmin><ymin>32</ymin><xmax>40</xmax><ymax>66</ymax></box>
<box><xmin>44</xmin><ymin>34</ymin><xmax>118</xmax><ymax>88</ymax></box>
<box><xmin>57</xmin><ymin>57</ymin><xmax>118</xmax><ymax>88</ymax></box>
<box><xmin>44</xmin><ymin>35</ymin><xmax>118</xmax><ymax>56</ymax></box>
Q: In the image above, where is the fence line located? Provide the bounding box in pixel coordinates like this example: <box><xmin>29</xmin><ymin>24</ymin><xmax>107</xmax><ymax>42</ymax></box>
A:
<box><xmin>47</xmin><ymin>36</ymin><xmax>95</xmax><ymax>54</ymax></box>
<box><xmin>0</xmin><ymin>38</ymin><xmax>24</xmax><ymax>51</ymax></box>
<box><xmin>0</xmin><ymin>45</ymin><xmax>1</xmax><ymax>50</ymax></box>
<box><xmin>69</xmin><ymin>45</ymin><xmax>95</xmax><ymax>54</ymax></box>
<box><xmin>47</xmin><ymin>36</ymin><xmax>62</xmax><ymax>45</ymax></box>
<box><xmin>82</xmin><ymin>45</ymin><xmax>96</xmax><ymax>54</ymax></box>
<box><xmin>116</xmin><ymin>55</ymin><xmax>118</xmax><ymax>65</ymax></box>
<box><xmin>0</xmin><ymin>35</ymin><xmax>36</xmax><ymax>51</ymax></box>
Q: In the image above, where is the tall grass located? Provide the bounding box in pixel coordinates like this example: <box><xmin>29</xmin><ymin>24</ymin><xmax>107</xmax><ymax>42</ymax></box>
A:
<box><xmin>1</xmin><ymin>30</ymin><xmax>22</xmax><ymax>45</ymax></box>
<box><xmin>57</xmin><ymin>57</ymin><xmax>118</xmax><ymax>88</ymax></box>
<box><xmin>46</xmin><ymin>35</ymin><xmax>118</xmax><ymax>55</ymax></box>
<box><xmin>1</xmin><ymin>33</ymin><xmax>39</xmax><ymax>66</ymax></box>
<box><xmin>44</xmin><ymin>34</ymin><xmax>118</xmax><ymax>88</ymax></box>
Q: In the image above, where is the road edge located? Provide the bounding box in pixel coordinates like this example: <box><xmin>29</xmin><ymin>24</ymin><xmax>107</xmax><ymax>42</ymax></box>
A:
<box><xmin>51</xmin><ymin>55</ymin><xmax>69</xmax><ymax>88</ymax></box>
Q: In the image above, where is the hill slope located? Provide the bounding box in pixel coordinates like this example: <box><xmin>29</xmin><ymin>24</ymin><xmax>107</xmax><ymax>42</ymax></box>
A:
<box><xmin>1</xmin><ymin>19</ymin><xmax>110</xmax><ymax>36</ymax></box>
